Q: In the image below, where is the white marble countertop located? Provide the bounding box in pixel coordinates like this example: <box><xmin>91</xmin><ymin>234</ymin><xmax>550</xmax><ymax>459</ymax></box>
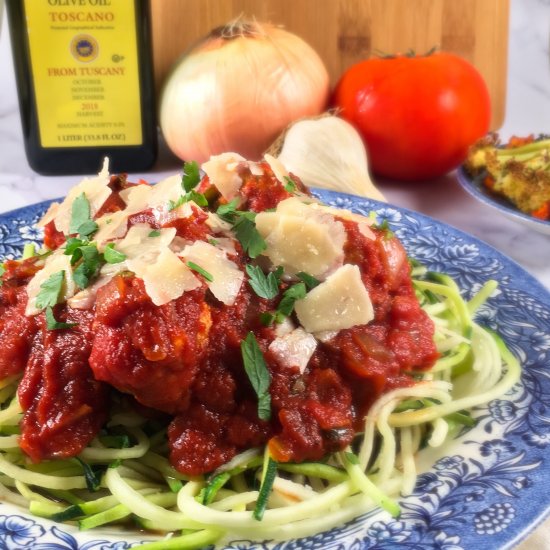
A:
<box><xmin>0</xmin><ymin>0</ymin><xmax>549</xmax><ymax>548</ymax></box>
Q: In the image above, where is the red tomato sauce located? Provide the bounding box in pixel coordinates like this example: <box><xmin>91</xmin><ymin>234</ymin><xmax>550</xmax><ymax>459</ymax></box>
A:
<box><xmin>0</xmin><ymin>165</ymin><xmax>438</xmax><ymax>474</ymax></box>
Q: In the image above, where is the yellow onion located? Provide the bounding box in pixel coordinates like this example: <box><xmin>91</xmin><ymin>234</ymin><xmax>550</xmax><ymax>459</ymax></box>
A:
<box><xmin>159</xmin><ymin>19</ymin><xmax>330</xmax><ymax>164</ymax></box>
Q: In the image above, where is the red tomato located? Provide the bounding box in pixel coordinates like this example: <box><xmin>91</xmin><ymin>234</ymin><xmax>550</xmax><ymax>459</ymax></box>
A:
<box><xmin>332</xmin><ymin>52</ymin><xmax>491</xmax><ymax>181</ymax></box>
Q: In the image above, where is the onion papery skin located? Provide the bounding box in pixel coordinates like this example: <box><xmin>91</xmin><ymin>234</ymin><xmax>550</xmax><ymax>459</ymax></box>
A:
<box><xmin>160</xmin><ymin>22</ymin><xmax>330</xmax><ymax>164</ymax></box>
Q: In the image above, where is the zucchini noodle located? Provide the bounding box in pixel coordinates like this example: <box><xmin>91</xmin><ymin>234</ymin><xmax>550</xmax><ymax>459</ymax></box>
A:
<box><xmin>0</xmin><ymin>270</ymin><xmax>521</xmax><ymax>549</ymax></box>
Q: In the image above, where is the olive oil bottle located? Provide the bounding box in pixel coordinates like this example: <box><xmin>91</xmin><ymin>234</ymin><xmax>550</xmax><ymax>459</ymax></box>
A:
<box><xmin>6</xmin><ymin>0</ymin><xmax>157</xmax><ymax>175</ymax></box>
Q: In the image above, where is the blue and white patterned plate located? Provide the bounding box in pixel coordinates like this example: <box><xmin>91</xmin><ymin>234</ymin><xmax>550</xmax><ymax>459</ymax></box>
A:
<box><xmin>1</xmin><ymin>189</ymin><xmax>550</xmax><ymax>550</ymax></box>
<box><xmin>456</xmin><ymin>165</ymin><xmax>550</xmax><ymax>235</ymax></box>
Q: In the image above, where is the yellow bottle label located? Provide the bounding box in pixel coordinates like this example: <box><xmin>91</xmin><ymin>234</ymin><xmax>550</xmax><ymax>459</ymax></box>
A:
<box><xmin>24</xmin><ymin>0</ymin><xmax>143</xmax><ymax>148</ymax></box>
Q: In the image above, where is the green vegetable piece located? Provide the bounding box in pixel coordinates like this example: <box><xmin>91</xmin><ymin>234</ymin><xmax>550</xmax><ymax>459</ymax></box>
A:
<box><xmin>233</xmin><ymin>216</ymin><xmax>266</xmax><ymax>259</ymax></box>
<box><xmin>35</xmin><ymin>270</ymin><xmax>65</xmax><ymax>310</ymax></box>
<box><xmin>75</xmin><ymin>458</ymin><xmax>102</xmax><ymax>492</ymax></box>
<box><xmin>297</xmin><ymin>271</ymin><xmax>320</xmax><ymax>289</ymax></box>
<box><xmin>103</xmin><ymin>243</ymin><xmax>126</xmax><ymax>264</ymax></box>
<box><xmin>148</xmin><ymin>230</ymin><xmax>161</xmax><ymax>237</ymax></box>
<box><xmin>241</xmin><ymin>332</ymin><xmax>271</xmax><ymax>421</ymax></box>
<box><xmin>51</xmin><ymin>504</ymin><xmax>85</xmax><ymax>522</ymax></box>
<box><xmin>344</xmin><ymin>451</ymin><xmax>360</xmax><ymax>465</ymax></box>
<box><xmin>277</xmin><ymin>282</ymin><xmax>306</xmax><ymax>317</ymax></box>
<box><xmin>77</xmin><ymin>220</ymin><xmax>99</xmax><ymax>238</ymax></box>
<box><xmin>22</xmin><ymin>243</ymin><xmax>36</xmax><ymax>259</ymax></box>
<box><xmin>187</xmin><ymin>261</ymin><xmax>214</xmax><ymax>282</ymax></box>
<box><xmin>199</xmin><ymin>471</ymin><xmax>231</xmax><ymax>505</ymax></box>
<box><xmin>253</xmin><ymin>457</ymin><xmax>277</xmax><ymax>521</ymax></box>
<box><xmin>182</xmin><ymin>160</ymin><xmax>201</xmax><ymax>192</ymax></box>
<box><xmin>45</xmin><ymin>307</ymin><xmax>77</xmax><ymax>331</ymax></box>
<box><xmin>246</xmin><ymin>264</ymin><xmax>281</xmax><ymax>299</ymax></box>
<box><xmin>283</xmin><ymin>176</ymin><xmax>297</xmax><ymax>194</ymax></box>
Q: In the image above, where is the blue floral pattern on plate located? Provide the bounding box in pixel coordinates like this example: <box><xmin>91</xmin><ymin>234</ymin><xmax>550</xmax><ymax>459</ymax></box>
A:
<box><xmin>0</xmin><ymin>189</ymin><xmax>549</xmax><ymax>550</ymax></box>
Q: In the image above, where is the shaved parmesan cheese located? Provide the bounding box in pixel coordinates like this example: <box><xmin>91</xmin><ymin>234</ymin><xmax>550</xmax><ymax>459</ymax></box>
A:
<box><xmin>37</xmin><ymin>202</ymin><xmax>60</xmax><ymax>228</ymax></box>
<box><xmin>255</xmin><ymin>198</ymin><xmax>346</xmax><ymax>279</ymax></box>
<box><xmin>127</xmin><ymin>249</ymin><xmax>201</xmax><ymax>306</ymax></box>
<box><xmin>180</xmin><ymin>240</ymin><xmax>244</xmax><ymax>306</ymax></box>
<box><xmin>117</xmin><ymin>225</ymin><xmax>177</xmax><ymax>264</ymax></box>
<box><xmin>49</xmin><ymin>158</ymin><xmax>112</xmax><ymax>235</ymax></box>
<box><xmin>264</xmin><ymin>154</ymin><xmax>289</xmax><ymax>185</ymax></box>
<box><xmin>294</xmin><ymin>264</ymin><xmax>374</xmax><ymax>333</ymax></box>
<box><xmin>119</xmin><ymin>183</ymin><xmax>152</xmax><ymax>213</ymax></box>
<box><xmin>206</xmin><ymin>212</ymin><xmax>232</xmax><ymax>233</ymax></box>
<box><xmin>249</xmin><ymin>162</ymin><xmax>264</xmax><ymax>176</ymax></box>
<box><xmin>93</xmin><ymin>211</ymin><xmax>129</xmax><ymax>249</ymax></box>
<box><xmin>25</xmin><ymin>252</ymin><xmax>76</xmax><ymax>316</ymax></box>
<box><xmin>202</xmin><ymin>153</ymin><xmax>245</xmax><ymax>201</ymax></box>
<box><xmin>269</xmin><ymin>328</ymin><xmax>317</xmax><ymax>374</ymax></box>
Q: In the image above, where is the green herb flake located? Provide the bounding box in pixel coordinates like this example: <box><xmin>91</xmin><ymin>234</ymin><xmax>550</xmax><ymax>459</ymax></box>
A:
<box><xmin>283</xmin><ymin>176</ymin><xmax>297</xmax><ymax>194</ymax></box>
<box><xmin>148</xmin><ymin>230</ymin><xmax>161</xmax><ymax>238</ymax></box>
<box><xmin>233</xmin><ymin>217</ymin><xmax>266</xmax><ymax>259</ymax></box>
<box><xmin>208</xmin><ymin>238</ymin><xmax>219</xmax><ymax>246</ymax></box>
<box><xmin>240</xmin><ymin>332</ymin><xmax>271</xmax><ymax>421</ymax></box>
<box><xmin>103</xmin><ymin>243</ymin><xmax>126</xmax><ymax>264</ymax></box>
<box><xmin>246</xmin><ymin>264</ymin><xmax>281</xmax><ymax>300</ymax></box>
<box><xmin>297</xmin><ymin>271</ymin><xmax>320</xmax><ymax>290</ymax></box>
<box><xmin>188</xmin><ymin>190</ymin><xmax>208</xmax><ymax>207</ymax></box>
<box><xmin>277</xmin><ymin>282</ymin><xmax>306</xmax><ymax>317</ymax></box>
<box><xmin>69</xmin><ymin>193</ymin><xmax>98</xmax><ymax>237</ymax></box>
<box><xmin>182</xmin><ymin>160</ymin><xmax>201</xmax><ymax>193</ymax></box>
<box><xmin>0</xmin><ymin>265</ymin><xmax>5</xmax><ymax>287</ymax></box>
<box><xmin>187</xmin><ymin>261</ymin><xmax>214</xmax><ymax>282</ymax></box>
<box><xmin>73</xmin><ymin>245</ymin><xmax>101</xmax><ymax>289</ymax></box>
<box><xmin>259</xmin><ymin>312</ymin><xmax>276</xmax><ymax>327</ymax></box>
<box><xmin>216</xmin><ymin>199</ymin><xmax>240</xmax><ymax>222</ymax></box>
<box><xmin>45</xmin><ymin>306</ymin><xmax>77</xmax><ymax>330</ymax></box>
<box><xmin>35</xmin><ymin>270</ymin><xmax>65</xmax><ymax>310</ymax></box>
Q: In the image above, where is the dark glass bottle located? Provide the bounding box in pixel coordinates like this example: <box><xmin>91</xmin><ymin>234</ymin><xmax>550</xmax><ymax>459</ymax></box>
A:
<box><xmin>6</xmin><ymin>0</ymin><xmax>157</xmax><ymax>175</ymax></box>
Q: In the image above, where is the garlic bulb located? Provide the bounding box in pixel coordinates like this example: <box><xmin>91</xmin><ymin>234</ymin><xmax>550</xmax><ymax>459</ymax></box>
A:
<box><xmin>274</xmin><ymin>116</ymin><xmax>385</xmax><ymax>201</ymax></box>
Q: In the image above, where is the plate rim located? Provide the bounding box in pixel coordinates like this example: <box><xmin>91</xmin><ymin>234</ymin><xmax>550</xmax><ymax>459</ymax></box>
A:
<box><xmin>0</xmin><ymin>191</ymin><xmax>550</xmax><ymax>549</ymax></box>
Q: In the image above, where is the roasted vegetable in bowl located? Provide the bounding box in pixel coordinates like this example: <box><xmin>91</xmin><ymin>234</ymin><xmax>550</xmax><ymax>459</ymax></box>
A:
<box><xmin>464</xmin><ymin>133</ymin><xmax>550</xmax><ymax>220</ymax></box>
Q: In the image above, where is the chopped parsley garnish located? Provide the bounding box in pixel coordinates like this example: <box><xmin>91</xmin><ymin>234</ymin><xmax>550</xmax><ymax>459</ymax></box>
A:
<box><xmin>168</xmin><ymin>190</ymin><xmax>208</xmax><ymax>211</ymax></box>
<box><xmin>182</xmin><ymin>160</ymin><xmax>201</xmax><ymax>192</ymax></box>
<box><xmin>187</xmin><ymin>261</ymin><xmax>214</xmax><ymax>282</ymax></box>
<box><xmin>45</xmin><ymin>306</ymin><xmax>77</xmax><ymax>330</ymax></box>
<box><xmin>241</xmin><ymin>332</ymin><xmax>271</xmax><ymax>421</ymax></box>
<box><xmin>233</xmin><ymin>216</ymin><xmax>266</xmax><ymax>258</ymax></box>
<box><xmin>72</xmin><ymin>245</ymin><xmax>101</xmax><ymax>289</ymax></box>
<box><xmin>216</xmin><ymin>198</ymin><xmax>239</xmax><ymax>222</ymax></box>
<box><xmin>148</xmin><ymin>230</ymin><xmax>161</xmax><ymax>238</ymax></box>
<box><xmin>216</xmin><ymin>201</ymin><xmax>266</xmax><ymax>258</ymax></box>
<box><xmin>208</xmin><ymin>238</ymin><xmax>219</xmax><ymax>246</ymax></box>
<box><xmin>0</xmin><ymin>264</ymin><xmax>5</xmax><ymax>287</ymax></box>
<box><xmin>245</xmin><ymin>265</ymin><xmax>282</xmax><ymax>299</ymax></box>
<box><xmin>35</xmin><ymin>270</ymin><xmax>65</xmax><ymax>310</ymax></box>
<box><xmin>297</xmin><ymin>271</ymin><xmax>320</xmax><ymax>290</ymax></box>
<box><xmin>69</xmin><ymin>193</ymin><xmax>98</xmax><ymax>237</ymax></box>
<box><xmin>283</xmin><ymin>176</ymin><xmax>297</xmax><ymax>194</ymax></box>
<box><xmin>277</xmin><ymin>282</ymin><xmax>306</xmax><ymax>317</ymax></box>
<box><xmin>103</xmin><ymin>243</ymin><xmax>126</xmax><ymax>264</ymax></box>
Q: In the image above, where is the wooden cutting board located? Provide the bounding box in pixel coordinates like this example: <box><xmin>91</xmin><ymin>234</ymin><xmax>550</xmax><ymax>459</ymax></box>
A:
<box><xmin>151</xmin><ymin>0</ymin><xmax>509</xmax><ymax>130</ymax></box>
